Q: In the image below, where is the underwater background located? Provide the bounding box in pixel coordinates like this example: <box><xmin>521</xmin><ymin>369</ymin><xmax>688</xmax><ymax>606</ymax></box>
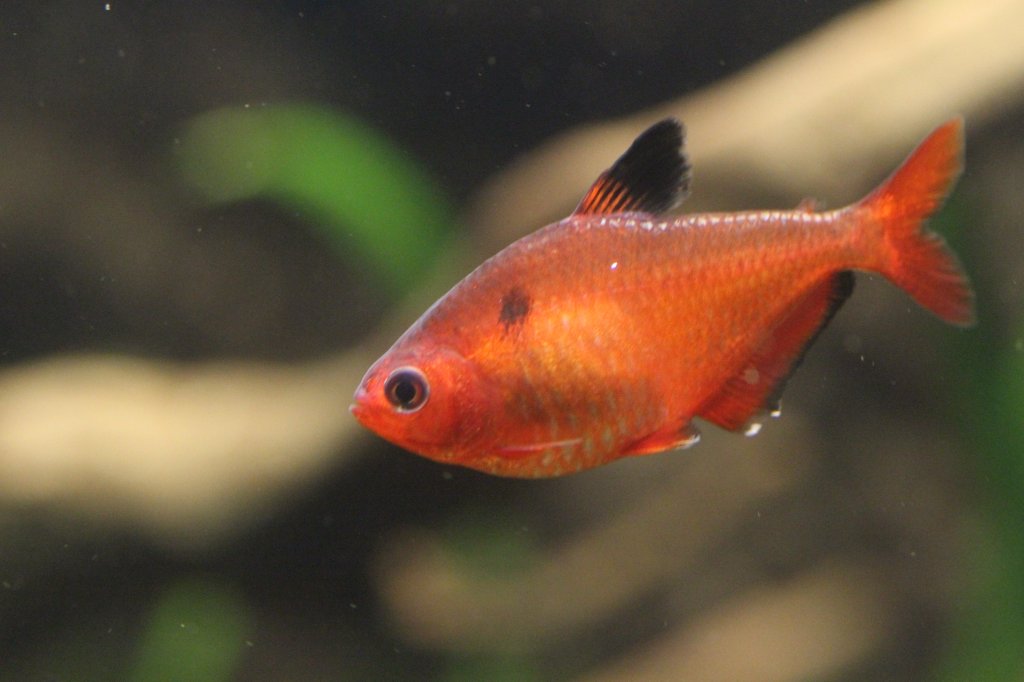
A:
<box><xmin>0</xmin><ymin>1</ymin><xmax>1023</xmax><ymax>679</ymax></box>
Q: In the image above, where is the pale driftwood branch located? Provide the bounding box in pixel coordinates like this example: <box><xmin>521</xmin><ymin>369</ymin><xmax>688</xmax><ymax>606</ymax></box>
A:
<box><xmin>580</xmin><ymin>561</ymin><xmax>893</xmax><ymax>682</ymax></box>
<box><xmin>0</xmin><ymin>353</ymin><xmax>373</xmax><ymax>547</ymax></box>
<box><xmin>466</xmin><ymin>0</ymin><xmax>1024</xmax><ymax>252</ymax></box>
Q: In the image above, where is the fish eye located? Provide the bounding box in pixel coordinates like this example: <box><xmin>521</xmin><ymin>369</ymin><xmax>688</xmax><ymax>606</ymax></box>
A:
<box><xmin>383</xmin><ymin>367</ymin><xmax>429</xmax><ymax>412</ymax></box>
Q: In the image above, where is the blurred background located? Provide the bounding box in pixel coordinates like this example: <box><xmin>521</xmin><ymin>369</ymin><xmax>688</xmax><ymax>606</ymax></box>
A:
<box><xmin>0</xmin><ymin>0</ymin><xmax>1022</xmax><ymax>680</ymax></box>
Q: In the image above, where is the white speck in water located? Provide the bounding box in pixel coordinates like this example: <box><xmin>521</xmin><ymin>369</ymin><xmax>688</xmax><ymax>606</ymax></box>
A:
<box><xmin>104</xmin><ymin>3</ymin><xmax>111</xmax><ymax>10</ymax></box>
<box><xmin>610</xmin><ymin>261</ymin><xmax>618</xmax><ymax>270</ymax></box>
<box><xmin>769</xmin><ymin>403</ymin><xmax>782</xmax><ymax>418</ymax></box>
<box><xmin>743</xmin><ymin>367</ymin><xmax>759</xmax><ymax>384</ymax></box>
<box><xmin>744</xmin><ymin>422</ymin><xmax>762</xmax><ymax>437</ymax></box>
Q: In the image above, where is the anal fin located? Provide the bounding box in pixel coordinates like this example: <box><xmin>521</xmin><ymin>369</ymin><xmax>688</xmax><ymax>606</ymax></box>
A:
<box><xmin>698</xmin><ymin>271</ymin><xmax>854</xmax><ymax>431</ymax></box>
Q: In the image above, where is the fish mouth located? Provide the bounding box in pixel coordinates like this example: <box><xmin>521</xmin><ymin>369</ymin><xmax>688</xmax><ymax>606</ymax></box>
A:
<box><xmin>349</xmin><ymin>385</ymin><xmax>371</xmax><ymax>424</ymax></box>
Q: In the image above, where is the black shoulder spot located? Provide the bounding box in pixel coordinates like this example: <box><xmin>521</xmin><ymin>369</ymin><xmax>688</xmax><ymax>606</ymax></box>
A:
<box><xmin>499</xmin><ymin>287</ymin><xmax>531</xmax><ymax>331</ymax></box>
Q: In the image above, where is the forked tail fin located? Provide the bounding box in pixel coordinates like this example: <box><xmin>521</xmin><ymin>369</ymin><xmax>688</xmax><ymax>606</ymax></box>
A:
<box><xmin>861</xmin><ymin>117</ymin><xmax>975</xmax><ymax>326</ymax></box>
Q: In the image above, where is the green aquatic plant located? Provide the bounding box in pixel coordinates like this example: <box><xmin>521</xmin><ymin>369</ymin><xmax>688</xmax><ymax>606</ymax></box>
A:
<box><xmin>176</xmin><ymin>104</ymin><xmax>454</xmax><ymax>294</ymax></box>
<box><xmin>131</xmin><ymin>577</ymin><xmax>251</xmax><ymax>682</ymax></box>
<box><xmin>932</xmin><ymin>200</ymin><xmax>1024</xmax><ymax>682</ymax></box>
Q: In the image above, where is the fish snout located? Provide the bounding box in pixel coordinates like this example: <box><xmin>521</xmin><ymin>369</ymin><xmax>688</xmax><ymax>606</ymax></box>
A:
<box><xmin>349</xmin><ymin>384</ymin><xmax>372</xmax><ymax>423</ymax></box>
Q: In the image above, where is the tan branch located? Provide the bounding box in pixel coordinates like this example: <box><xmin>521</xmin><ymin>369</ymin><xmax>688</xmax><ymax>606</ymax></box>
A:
<box><xmin>580</xmin><ymin>561</ymin><xmax>893</xmax><ymax>682</ymax></box>
<box><xmin>0</xmin><ymin>354</ymin><xmax>371</xmax><ymax>547</ymax></box>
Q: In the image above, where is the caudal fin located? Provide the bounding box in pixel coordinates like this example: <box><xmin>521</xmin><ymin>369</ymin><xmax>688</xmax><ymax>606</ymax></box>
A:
<box><xmin>861</xmin><ymin>117</ymin><xmax>975</xmax><ymax>326</ymax></box>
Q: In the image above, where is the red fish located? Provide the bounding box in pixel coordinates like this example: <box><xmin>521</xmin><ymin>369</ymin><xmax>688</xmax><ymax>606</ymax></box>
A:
<box><xmin>351</xmin><ymin>118</ymin><xmax>974</xmax><ymax>477</ymax></box>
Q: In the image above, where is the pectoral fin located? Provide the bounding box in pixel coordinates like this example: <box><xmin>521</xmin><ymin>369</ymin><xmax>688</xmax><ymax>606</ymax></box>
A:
<box><xmin>498</xmin><ymin>438</ymin><xmax>582</xmax><ymax>457</ymax></box>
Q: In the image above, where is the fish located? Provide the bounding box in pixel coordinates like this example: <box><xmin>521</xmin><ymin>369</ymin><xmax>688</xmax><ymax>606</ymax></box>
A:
<box><xmin>350</xmin><ymin>117</ymin><xmax>975</xmax><ymax>478</ymax></box>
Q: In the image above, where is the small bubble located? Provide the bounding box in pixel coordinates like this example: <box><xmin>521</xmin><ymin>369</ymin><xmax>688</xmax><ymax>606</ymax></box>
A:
<box><xmin>610</xmin><ymin>261</ymin><xmax>618</xmax><ymax>271</ymax></box>
<box><xmin>744</xmin><ymin>422</ymin><xmax>762</xmax><ymax>437</ymax></box>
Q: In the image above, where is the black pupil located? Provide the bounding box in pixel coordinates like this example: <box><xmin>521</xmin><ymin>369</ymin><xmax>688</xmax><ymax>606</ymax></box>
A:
<box><xmin>393</xmin><ymin>379</ymin><xmax>418</xmax><ymax>405</ymax></box>
<box><xmin>385</xmin><ymin>369</ymin><xmax>427</xmax><ymax>411</ymax></box>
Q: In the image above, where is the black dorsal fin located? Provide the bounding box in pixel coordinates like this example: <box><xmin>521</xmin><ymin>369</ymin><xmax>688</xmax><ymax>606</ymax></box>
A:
<box><xmin>573</xmin><ymin>118</ymin><xmax>691</xmax><ymax>216</ymax></box>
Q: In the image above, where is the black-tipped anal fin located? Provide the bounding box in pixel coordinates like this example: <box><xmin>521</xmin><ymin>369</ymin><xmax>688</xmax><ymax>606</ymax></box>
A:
<box><xmin>698</xmin><ymin>271</ymin><xmax>855</xmax><ymax>432</ymax></box>
<box><xmin>573</xmin><ymin>118</ymin><xmax>691</xmax><ymax>217</ymax></box>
